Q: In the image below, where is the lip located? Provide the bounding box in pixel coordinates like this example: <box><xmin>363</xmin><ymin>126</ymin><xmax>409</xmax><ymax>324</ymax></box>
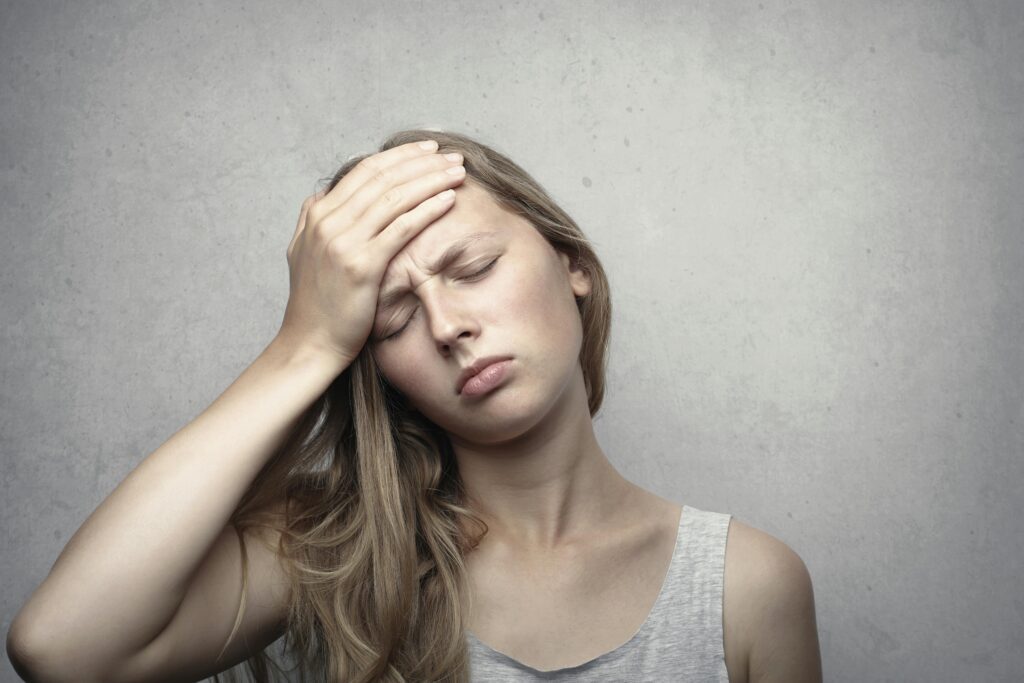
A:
<box><xmin>456</xmin><ymin>356</ymin><xmax>514</xmax><ymax>395</ymax></box>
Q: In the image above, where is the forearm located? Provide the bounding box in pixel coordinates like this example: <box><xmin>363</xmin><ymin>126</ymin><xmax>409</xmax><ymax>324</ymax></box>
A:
<box><xmin>8</xmin><ymin>334</ymin><xmax>346</xmax><ymax>666</ymax></box>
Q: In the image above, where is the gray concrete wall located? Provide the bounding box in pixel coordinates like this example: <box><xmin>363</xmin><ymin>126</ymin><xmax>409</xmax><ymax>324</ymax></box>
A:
<box><xmin>2</xmin><ymin>2</ymin><xmax>1021</xmax><ymax>681</ymax></box>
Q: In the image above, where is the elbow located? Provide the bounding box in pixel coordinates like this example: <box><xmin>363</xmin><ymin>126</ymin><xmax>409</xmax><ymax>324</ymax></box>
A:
<box><xmin>7</xmin><ymin>619</ymin><xmax>54</xmax><ymax>683</ymax></box>
<box><xmin>7</xmin><ymin>617</ymin><xmax>103</xmax><ymax>683</ymax></box>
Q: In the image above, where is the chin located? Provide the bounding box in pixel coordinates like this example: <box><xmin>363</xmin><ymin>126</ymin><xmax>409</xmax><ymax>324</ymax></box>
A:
<box><xmin>431</xmin><ymin>375</ymin><xmax>575</xmax><ymax>446</ymax></box>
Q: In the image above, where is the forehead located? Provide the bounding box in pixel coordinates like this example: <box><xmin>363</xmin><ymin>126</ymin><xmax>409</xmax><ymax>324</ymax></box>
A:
<box><xmin>397</xmin><ymin>181</ymin><xmax>512</xmax><ymax>254</ymax></box>
<box><xmin>377</xmin><ymin>182</ymin><xmax>531</xmax><ymax>302</ymax></box>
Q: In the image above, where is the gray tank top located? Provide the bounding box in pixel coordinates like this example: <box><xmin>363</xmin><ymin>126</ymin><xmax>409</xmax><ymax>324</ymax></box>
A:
<box><xmin>466</xmin><ymin>504</ymin><xmax>732</xmax><ymax>681</ymax></box>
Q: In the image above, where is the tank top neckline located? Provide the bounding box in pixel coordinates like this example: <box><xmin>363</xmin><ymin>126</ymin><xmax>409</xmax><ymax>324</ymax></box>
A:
<box><xmin>465</xmin><ymin>503</ymin><xmax>689</xmax><ymax>674</ymax></box>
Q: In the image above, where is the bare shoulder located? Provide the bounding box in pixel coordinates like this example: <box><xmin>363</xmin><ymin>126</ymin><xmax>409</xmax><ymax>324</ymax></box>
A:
<box><xmin>723</xmin><ymin>517</ymin><xmax>823</xmax><ymax>683</ymax></box>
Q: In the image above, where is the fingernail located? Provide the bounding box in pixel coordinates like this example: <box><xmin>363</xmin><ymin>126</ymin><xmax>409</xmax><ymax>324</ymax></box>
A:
<box><xmin>419</xmin><ymin>140</ymin><xmax>438</xmax><ymax>151</ymax></box>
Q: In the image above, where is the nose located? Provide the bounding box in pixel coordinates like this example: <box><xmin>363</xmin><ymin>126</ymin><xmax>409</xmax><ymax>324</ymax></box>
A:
<box><xmin>420</xmin><ymin>285</ymin><xmax>478</xmax><ymax>354</ymax></box>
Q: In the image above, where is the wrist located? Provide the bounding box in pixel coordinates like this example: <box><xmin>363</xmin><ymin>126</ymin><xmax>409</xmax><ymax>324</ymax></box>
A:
<box><xmin>266</xmin><ymin>331</ymin><xmax>353</xmax><ymax>376</ymax></box>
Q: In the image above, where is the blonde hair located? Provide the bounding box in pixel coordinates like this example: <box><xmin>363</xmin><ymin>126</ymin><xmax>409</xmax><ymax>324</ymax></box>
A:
<box><xmin>216</xmin><ymin>129</ymin><xmax>612</xmax><ymax>682</ymax></box>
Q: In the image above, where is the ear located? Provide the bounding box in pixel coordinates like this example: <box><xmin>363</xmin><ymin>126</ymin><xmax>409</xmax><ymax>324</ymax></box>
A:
<box><xmin>558</xmin><ymin>250</ymin><xmax>591</xmax><ymax>299</ymax></box>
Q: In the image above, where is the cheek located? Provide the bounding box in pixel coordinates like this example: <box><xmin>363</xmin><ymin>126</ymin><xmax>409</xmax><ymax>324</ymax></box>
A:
<box><xmin>378</xmin><ymin>354</ymin><xmax>430</xmax><ymax>397</ymax></box>
<box><xmin>508</xmin><ymin>261</ymin><xmax>577</xmax><ymax>331</ymax></box>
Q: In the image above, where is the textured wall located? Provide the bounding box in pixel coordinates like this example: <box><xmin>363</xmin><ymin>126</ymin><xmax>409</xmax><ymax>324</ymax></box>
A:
<box><xmin>2</xmin><ymin>2</ymin><xmax>1022</xmax><ymax>681</ymax></box>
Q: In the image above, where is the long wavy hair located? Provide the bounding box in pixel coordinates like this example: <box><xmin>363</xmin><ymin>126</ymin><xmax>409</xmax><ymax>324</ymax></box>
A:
<box><xmin>215</xmin><ymin>129</ymin><xmax>613</xmax><ymax>682</ymax></box>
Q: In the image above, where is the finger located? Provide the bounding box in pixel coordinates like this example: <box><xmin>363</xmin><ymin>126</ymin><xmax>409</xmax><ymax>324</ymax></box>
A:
<box><xmin>310</xmin><ymin>139</ymin><xmax>439</xmax><ymax>223</ymax></box>
<box><xmin>350</xmin><ymin>163</ymin><xmax>466</xmax><ymax>243</ymax></box>
<box><xmin>306</xmin><ymin>151</ymin><xmax>462</xmax><ymax>246</ymax></box>
<box><xmin>369</xmin><ymin>187</ymin><xmax>458</xmax><ymax>263</ymax></box>
<box><xmin>322</xmin><ymin>152</ymin><xmax>463</xmax><ymax>244</ymax></box>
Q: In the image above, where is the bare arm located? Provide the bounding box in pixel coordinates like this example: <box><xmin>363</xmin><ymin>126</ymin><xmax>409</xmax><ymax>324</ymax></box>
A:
<box><xmin>6</xmin><ymin>336</ymin><xmax>346</xmax><ymax>682</ymax></box>
<box><xmin>7</xmin><ymin>139</ymin><xmax>467</xmax><ymax>682</ymax></box>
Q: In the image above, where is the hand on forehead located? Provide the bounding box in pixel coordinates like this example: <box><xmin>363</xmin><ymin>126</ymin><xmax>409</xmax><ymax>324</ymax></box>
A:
<box><xmin>394</xmin><ymin>180</ymin><xmax>491</xmax><ymax>248</ymax></box>
<box><xmin>380</xmin><ymin>181</ymin><xmax>509</xmax><ymax>287</ymax></box>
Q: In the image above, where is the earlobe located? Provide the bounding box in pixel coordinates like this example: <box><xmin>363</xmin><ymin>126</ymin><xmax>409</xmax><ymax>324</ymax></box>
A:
<box><xmin>571</xmin><ymin>272</ymin><xmax>591</xmax><ymax>299</ymax></box>
<box><xmin>559</xmin><ymin>251</ymin><xmax>592</xmax><ymax>298</ymax></box>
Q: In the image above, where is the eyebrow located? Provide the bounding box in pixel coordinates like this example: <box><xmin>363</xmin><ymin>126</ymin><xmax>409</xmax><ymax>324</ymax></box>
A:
<box><xmin>377</xmin><ymin>232</ymin><xmax>498</xmax><ymax>312</ymax></box>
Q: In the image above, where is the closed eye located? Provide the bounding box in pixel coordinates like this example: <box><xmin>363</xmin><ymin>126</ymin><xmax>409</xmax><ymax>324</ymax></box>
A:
<box><xmin>459</xmin><ymin>257</ymin><xmax>499</xmax><ymax>282</ymax></box>
<box><xmin>379</xmin><ymin>258</ymin><xmax>500</xmax><ymax>342</ymax></box>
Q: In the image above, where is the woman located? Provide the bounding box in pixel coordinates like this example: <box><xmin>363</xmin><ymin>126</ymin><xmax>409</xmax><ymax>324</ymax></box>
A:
<box><xmin>7</xmin><ymin>130</ymin><xmax>822</xmax><ymax>682</ymax></box>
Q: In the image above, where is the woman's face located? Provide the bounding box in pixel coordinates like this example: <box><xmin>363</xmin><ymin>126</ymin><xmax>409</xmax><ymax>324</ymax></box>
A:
<box><xmin>369</xmin><ymin>179</ymin><xmax>591</xmax><ymax>445</ymax></box>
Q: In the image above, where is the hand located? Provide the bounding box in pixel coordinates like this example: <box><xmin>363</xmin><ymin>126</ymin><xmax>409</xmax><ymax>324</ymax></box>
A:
<box><xmin>277</xmin><ymin>140</ymin><xmax>467</xmax><ymax>368</ymax></box>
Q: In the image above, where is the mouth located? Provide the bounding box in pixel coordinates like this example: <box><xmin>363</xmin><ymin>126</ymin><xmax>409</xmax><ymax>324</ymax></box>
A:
<box><xmin>456</xmin><ymin>356</ymin><xmax>514</xmax><ymax>395</ymax></box>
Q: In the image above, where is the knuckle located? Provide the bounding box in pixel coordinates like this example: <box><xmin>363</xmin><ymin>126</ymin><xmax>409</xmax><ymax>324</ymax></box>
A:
<box><xmin>325</xmin><ymin>237</ymin><xmax>346</xmax><ymax>260</ymax></box>
<box><xmin>380</xmin><ymin>187</ymin><xmax>403</xmax><ymax>206</ymax></box>
<box><xmin>309</xmin><ymin>219</ymin><xmax>333</xmax><ymax>244</ymax></box>
<box><xmin>356</xmin><ymin>156</ymin><xmax>381</xmax><ymax>176</ymax></box>
<box><xmin>370</xmin><ymin>167</ymin><xmax>393</xmax><ymax>187</ymax></box>
<box><xmin>305</xmin><ymin>202</ymin><xmax>324</xmax><ymax>227</ymax></box>
<box><xmin>389</xmin><ymin>213</ymin><xmax>409</xmax><ymax>235</ymax></box>
<box><xmin>339</xmin><ymin>253</ymin><xmax>370</xmax><ymax>281</ymax></box>
<box><xmin>324</xmin><ymin>240</ymin><xmax>350</xmax><ymax>268</ymax></box>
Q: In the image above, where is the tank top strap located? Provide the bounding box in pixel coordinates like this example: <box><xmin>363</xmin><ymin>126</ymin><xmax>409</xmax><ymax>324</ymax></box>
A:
<box><xmin>645</xmin><ymin>504</ymin><xmax>732</xmax><ymax>645</ymax></box>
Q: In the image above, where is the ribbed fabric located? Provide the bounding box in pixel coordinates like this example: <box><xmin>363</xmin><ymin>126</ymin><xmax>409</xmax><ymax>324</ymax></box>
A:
<box><xmin>466</xmin><ymin>504</ymin><xmax>732</xmax><ymax>682</ymax></box>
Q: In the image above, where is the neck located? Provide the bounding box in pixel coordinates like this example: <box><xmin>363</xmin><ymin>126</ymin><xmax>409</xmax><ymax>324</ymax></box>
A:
<box><xmin>451</xmin><ymin>368</ymin><xmax>638</xmax><ymax>552</ymax></box>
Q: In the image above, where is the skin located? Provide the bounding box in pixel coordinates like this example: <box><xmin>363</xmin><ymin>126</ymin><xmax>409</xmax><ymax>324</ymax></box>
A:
<box><xmin>369</xmin><ymin>178</ymin><xmax>617</xmax><ymax>548</ymax></box>
<box><xmin>724</xmin><ymin>519</ymin><xmax>824</xmax><ymax>682</ymax></box>
<box><xmin>368</xmin><ymin>178</ymin><xmax>823</xmax><ymax>681</ymax></box>
<box><xmin>8</xmin><ymin>142</ymin><xmax>813</xmax><ymax>682</ymax></box>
